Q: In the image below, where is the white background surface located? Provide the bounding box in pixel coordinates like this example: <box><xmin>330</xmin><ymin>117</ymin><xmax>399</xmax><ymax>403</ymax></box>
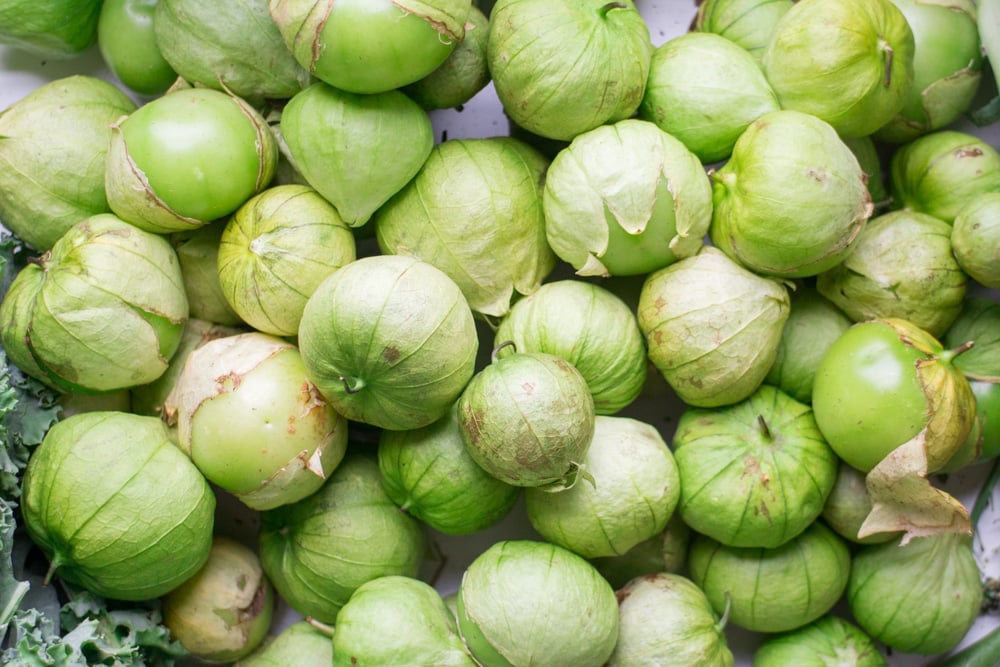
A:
<box><xmin>2</xmin><ymin>1</ymin><xmax>1000</xmax><ymax>665</ymax></box>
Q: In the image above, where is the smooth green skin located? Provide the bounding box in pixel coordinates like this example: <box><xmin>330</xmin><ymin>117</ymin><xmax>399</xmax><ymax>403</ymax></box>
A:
<box><xmin>0</xmin><ymin>76</ymin><xmax>136</xmax><ymax>251</ymax></box>
<box><xmin>171</xmin><ymin>222</ymin><xmax>244</xmax><ymax>326</ymax></box>
<box><xmin>0</xmin><ymin>214</ymin><xmax>187</xmax><ymax>394</ymax></box>
<box><xmin>765</xmin><ymin>286</ymin><xmax>853</xmax><ymax>404</ymax></box>
<box><xmin>848</xmin><ymin>533</ymin><xmax>981</xmax><ymax>654</ymax></box>
<box><xmin>281</xmin><ymin>82</ymin><xmax>434</xmax><ymax>228</ymax></box>
<box><xmin>688</xmin><ymin>522</ymin><xmax>851</xmax><ymax>634</ymax></box>
<box><xmin>637</xmin><ymin>247</ymin><xmax>791</xmax><ymax>408</ymax></box>
<box><xmin>952</xmin><ymin>192</ymin><xmax>1000</xmax><ymax>288</ymax></box>
<box><xmin>542</xmin><ymin>119</ymin><xmax>712</xmax><ymax>278</ymax></box>
<box><xmin>378</xmin><ymin>405</ymin><xmax>520</xmax><ymax>535</ymax></box>
<box><xmin>695</xmin><ymin>0</ymin><xmax>793</xmax><ymax>61</ymax></box>
<box><xmin>843</xmin><ymin>135</ymin><xmax>890</xmax><ymax>206</ymax></box>
<box><xmin>639</xmin><ymin>32</ymin><xmax>780</xmax><ymax>164</ymax></box>
<box><xmin>115</xmin><ymin>88</ymin><xmax>274</xmax><ymax>224</ymax></box>
<box><xmin>458</xmin><ymin>540</ymin><xmax>619</xmax><ymax>667</ymax></box>
<box><xmin>171</xmin><ymin>334</ymin><xmax>348</xmax><ymax>508</ymax></box>
<box><xmin>155</xmin><ymin>0</ymin><xmax>310</xmax><ymax>100</ymax></box>
<box><xmin>163</xmin><ymin>537</ymin><xmax>274</xmax><ymax>662</ymax></box>
<box><xmin>488</xmin><ymin>0</ymin><xmax>652</xmax><ymax>142</ymax></box>
<box><xmin>710</xmin><ymin>110</ymin><xmax>872</xmax><ymax>278</ymax></box>
<box><xmin>943</xmin><ymin>296</ymin><xmax>1000</xmax><ymax>460</ymax></box>
<box><xmin>457</xmin><ymin>351</ymin><xmax>596</xmax><ymax>488</ymax></box>
<box><xmin>525</xmin><ymin>416</ymin><xmax>681</xmax><ymax>559</ymax></box>
<box><xmin>753</xmin><ymin>615</ymin><xmax>886</xmax><ymax>667</ymax></box>
<box><xmin>298</xmin><ymin>255</ymin><xmax>479</xmax><ymax>431</ymax></box>
<box><xmin>812</xmin><ymin>321</ymin><xmax>928</xmax><ymax>472</ymax></box>
<box><xmin>258</xmin><ymin>454</ymin><xmax>426</xmax><ymax>624</ymax></box>
<box><xmin>0</xmin><ymin>0</ymin><xmax>101</xmax><ymax>57</ymax></box>
<box><xmin>269</xmin><ymin>0</ymin><xmax>468</xmax><ymax>94</ymax></box>
<box><xmin>816</xmin><ymin>210</ymin><xmax>967</xmax><ymax>337</ymax></box>
<box><xmin>875</xmin><ymin>0</ymin><xmax>981</xmax><ymax>143</ymax></box>
<box><xmin>673</xmin><ymin>385</ymin><xmax>839</xmax><ymax>549</ymax></box>
<box><xmin>21</xmin><ymin>412</ymin><xmax>215</xmax><ymax>601</ymax></box>
<box><xmin>98</xmin><ymin>0</ymin><xmax>177</xmax><ymax>96</ymax></box>
<box><xmin>590</xmin><ymin>516</ymin><xmax>691</xmax><ymax>589</ymax></box>
<box><xmin>761</xmin><ymin>0</ymin><xmax>915</xmax><ymax>138</ymax></box>
<box><xmin>333</xmin><ymin>576</ymin><xmax>476</xmax><ymax>667</ymax></box>
<box><xmin>821</xmin><ymin>462</ymin><xmax>899</xmax><ymax>544</ymax></box>
<box><xmin>404</xmin><ymin>5</ymin><xmax>491</xmax><ymax>110</ymax></box>
<box><xmin>890</xmin><ymin>130</ymin><xmax>1000</xmax><ymax>224</ymax></box>
<box><xmin>609</xmin><ymin>573</ymin><xmax>734</xmax><ymax>667</ymax></box>
<box><xmin>493</xmin><ymin>280</ymin><xmax>647</xmax><ymax>415</ymax></box>
<box><xmin>375</xmin><ymin>137</ymin><xmax>553</xmax><ymax>318</ymax></box>
<box><xmin>236</xmin><ymin>621</ymin><xmax>333</xmax><ymax>667</ymax></box>
<box><xmin>218</xmin><ymin>185</ymin><xmax>356</xmax><ymax>337</ymax></box>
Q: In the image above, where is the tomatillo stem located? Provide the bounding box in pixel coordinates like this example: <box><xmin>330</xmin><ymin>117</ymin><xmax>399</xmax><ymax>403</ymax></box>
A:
<box><xmin>491</xmin><ymin>340</ymin><xmax>517</xmax><ymax>364</ymax></box>
<box><xmin>939</xmin><ymin>340</ymin><xmax>975</xmax><ymax>364</ymax></box>
<box><xmin>757</xmin><ymin>414</ymin><xmax>773</xmax><ymax>441</ymax></box>
<box><xmin>339</xmin><ymin>375</ymin><xmax>364</xmax><ymax>394</ymax></box>
<box><xmin>599</xmin><ymin>2</ymin><xmax>629</xmax><ymax>17</ymax></box>
<box><xmin>881</xmin><ymin>41</ymin><xmax>894</xmax><ymax>87</ymax></box>
<box><xmin>306</xmin><ymin>617</ymin><xmax>336</xmax><ymax>638</ymax></box>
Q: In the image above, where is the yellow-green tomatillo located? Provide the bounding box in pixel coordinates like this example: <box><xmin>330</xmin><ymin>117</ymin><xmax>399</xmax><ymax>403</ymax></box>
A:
<box><xmin>154</xmin><ymin>0</ymin><xmax>310</xmax><ymax>100</ymax></box>
<box><xmin>0</xmin><ymin>0</ymin><xmax>101</xmax><ymax>58</ymax></box>
<box><xmin>279</xmin><ymin>82</ymin><xmax>434</xmax><ymax>228</ymax></box>
<box><xmin>848</xmin><ymin>533</ymin><xmax>981</xmax><ymax>655</ymax></box>
<box><xmin>0</xmin><ymin>214</ymin><xmax>188</xmax><ymax>394</ymax></box>
<box><xmin>694</xmin><ymin>0</ymin><xmax>794</xmax><ymax>63</ymax></box>
<box><xmin>487</xmin><ymin>0</ymin><xmax>652</xmax><ymax>142</ymax></box>
<box><xmin>163</xmin><ymin>536</ymin><xmax>274</xmax><ymax>663</ymax></box>
<box><xmin>269</xmin><ymin>0</ymin><xmax>470</xmax><ymax>94</ymax></box>
<box><xmin>333</xmin><ymin>577</ymin><xmax>476</xmax><ymax>667</ymax></box>
<box><xmin>258</xmin><ymin>454</ymin><xmax>426</xmax><ymax>624</ymax></box>
<box><xmin>944</xmin><ymin>297</ymin><xmax>1000</xmax><ymax>461</ymax></box>
<box><xmin>458</xmin><ymin>349</ymin><xmax>596</xmax><ymax>490</ymax></box>
<box><xmin>688</xmin><ymin>522</ymin><xmax>851</xmax><ymax>633</ymax></box>
<box><xmin>378</xmin><ymin>404</ymin><xmax>520</xmax><ymax>535</ymax></box>
<box><xmin>0</xmin><ymin>76</ymin><xmax>136</xmax><ymax>251</ymax></box>
<box><xmin>709</xmin><ymin>110</ymin><xmax>873</xmax><ymax>278</ymax></box>
<box><xmin>673</xmin><ymin>385</ymin><xmax>839</xmax><ymax>549</ymax></box>
<box><xmin>235</xmin><ymin>621</ymin><xmax>333</xmax><ymax>667</ymax></box>
<box><xmin>525</xmin><ymin>416</ymin><xmax>680</xmax><ymax>559</ymax></box>
<box><xmin>457</xmin><ymin>540</ymin><xmax>619</xmax><ymax>667</ymax></box>
<box><xmin>493</xmin><ymin>280</ymin><xmax>647</xmax><ymax>415</ymax></box>
<box><xmin>761</xmin><ymin>0</ymin><xmax>915</xmax><ymax>138</ymax></box>
<box><xmin>376</xmin><ymin>137</ymin><xmax>553</xmax><ymax>318</ymax></box>
<box><xmin>165</xmin><ymin>332</ymin><xmax>348</xmax><ymax>510</ymax></box>
<box><xmin>952</xmin><ymin>193</ymin><xmax>1000</xmax><ymax>289</ymax></box>
<box><xmin>753</xmin><ymin>615</ymin><xmax>886</xmax><ymax>667</ymax></box>
<box><xmin>608</xmin><ymin>573</ymin><xmax>734</xmax><ymax>667</ymax></box>
<box><xmin>98</xmin><ymin>0</ymin><xmax>177</xmax><ymax>96</ymax></box>
<box><xmin>543</xmin><ymin>119</ymin><xmax>712</xmax><ymax>278</ymax></box>
<box><xmin>21</xmin><ymin>411</ymin><xmax>215</xmax><ymax>601</ymax></box>
<box><xmin>298</xmin><ymin>255</ymin><xmax>479</xmax><ymax>431</ymax></box>
<box><xmin>875</xmin><ymin>0</ymin><xmax>982</xmax><ymax>144</ymax></box>
<box><xmin>816</xmin><ymin>210</ymin><xmax>968</xmax><ymax>338</ymax></box>
<box><xmin>637</xmin><ymin>247</ymin><xmax>791</xmax><ymax>408</ymax></box>
<box><xmin>639</xmin><ymin>32</ymin><xmax>780</xmax><ymax>164</ymax></box>
<box><xmin>218</xmin><ymin>185</ymin><xmax>356</xmax><ymax>337</ymax></box>
<box><xmin>106</xmin><ymin>87</ymin><xmax>277</xmax><ymax>234</ymax></box>
<box><xmin>889</xmin><ymin>130</ymin><xmax>1000</xmax><ymax>224</ymax></box>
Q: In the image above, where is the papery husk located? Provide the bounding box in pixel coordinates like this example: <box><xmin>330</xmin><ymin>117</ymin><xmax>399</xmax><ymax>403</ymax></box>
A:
<box><xmin>858</xmin><ymin>318</ymin><xmax>976</xmax><ymax>542</ymax></box>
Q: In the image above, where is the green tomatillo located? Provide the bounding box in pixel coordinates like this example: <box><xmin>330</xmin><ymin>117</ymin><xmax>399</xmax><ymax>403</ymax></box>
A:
<box><xmin>165</xmin><ymin>332</ymin><xmax>348</xmax><ymax>510</ymax></box>
<box><xmin>812</xmin><ymin>317</ymin><xmax>976</xmax><ymax>541</ymax></box>
<box><xmin>753</xmin><ymin>615</ymin><xmax>887</xmax><ymax>667</ymax></box>
<box><xmin>21</xmin><ymin>411</ymin><xmax>215</xmax><ymax>601</ymax></box>
<box><xmin>487</xmin><ymin>0</ymin><xmax>652</xmax><ymax>142</ymax></box>
<box><xmin>0</xmin><ymin>213</ymin><xmax>188</xmax><ymax>394</ymax></box>
<box><xmin>269</xmin><ymin>0</ymin><xmax>471</xmax><ymax>94</ymax></box>
<box><xmin>694</xmin><ymin>0</ymin><xmax>794</xmax><ymax>63</ymax></box>
<box><xmin>0</xmin><ymin>76</ymin><xmax>136</xmax><ymax>251</ymax></box>
<box><xmin>106</xmin><ymin>87</ymin><xmax>278</xmax><ymax>233</ymax></box>
<box><xmin>761</xmin><ymin>0</ymin><xmax>915</xmax><ymax>138</ymax></box>
<box><xmin>542</xmin><ymin>119</ymin><xmax>713</xmax><ymax>277</ymax></box>
<box><xmin>952</xmin><ymin>192</ymin><xmax>1000</xmax><ymax>289</ymax></box>
<box><xmin>298</xmin><ymin>255</ymin><xmax>479</xmax><ymax>431</ymax></box>
<box><xmin>98</xmin><ymin>0</ymin><xmax>177</xmax><ymax>96</ymax></box>
<box><xmin>709</xmin><ymin>109</ymin><xmax>873</xmax><ymax>278</ymax></box>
